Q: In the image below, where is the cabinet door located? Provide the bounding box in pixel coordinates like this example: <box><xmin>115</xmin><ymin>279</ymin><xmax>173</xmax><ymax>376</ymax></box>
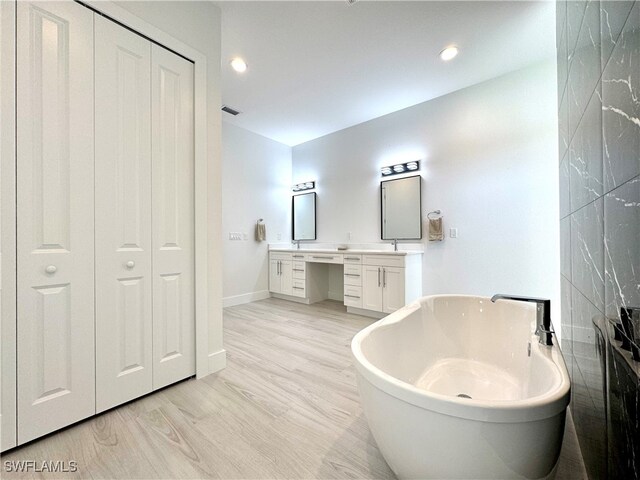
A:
<box><xmin>280</xmin><ymin>260</ymin><xmax>293</xmax><ymax>296</ymax></box>
<box><xmin>382</xmin><ymin>267</ymin><xmax>405</xmax><ymax>314</ymax></box>
<box><xmin>362</xmin><ymin>265</ymin><xmax>383</xmax><ymax>312</ymax></box>
<box><xmin>151</xmin><ymin>44</ymin><xmax>195</xmax><ymax>390</ymax></box>
<box><xmin>269</xmin><ymin>260</ymin><xmax>281</xmax><ymax>293</ymax></box>
<box><xmin>94</xmin><ymin>15</ymin><xmax>153</xmax><ymax>413</ymax></box>
<box><xmin>16</xmin><ymin>0</ymin><xmax>95</xmax><ymax>443</ymax></box>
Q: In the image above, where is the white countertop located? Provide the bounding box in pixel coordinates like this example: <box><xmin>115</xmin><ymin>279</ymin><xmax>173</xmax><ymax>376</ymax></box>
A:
<box><xmin>269</xmin><ymin>247</ymin><xmax>422</xmax><ymax>256</ymax></box>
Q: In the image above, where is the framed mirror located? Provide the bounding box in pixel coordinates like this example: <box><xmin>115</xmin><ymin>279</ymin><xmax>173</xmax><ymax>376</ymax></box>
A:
<box><xmin>381</xmin><ymin>175</ymin><xmax>422</xmax><ymax>240</ymax></box>
<box><xmin>292</xmin><ymin>192</ymin><xmax>317</xmax><ymax>240</ymax></box>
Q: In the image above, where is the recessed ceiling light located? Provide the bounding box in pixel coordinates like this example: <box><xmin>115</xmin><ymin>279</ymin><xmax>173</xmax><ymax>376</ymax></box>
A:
<box><xmin>439</xmin><ymin>46</ymin><xmax>459</xmax><ymax>61</ymax></box>
<box><xmin>230</xmin><ymin>57</ymin><xmax>247</xmax><ymax>73</ymax></box>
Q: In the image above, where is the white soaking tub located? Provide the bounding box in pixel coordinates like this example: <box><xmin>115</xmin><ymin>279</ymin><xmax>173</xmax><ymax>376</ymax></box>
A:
<box><xmin>351</xmin><ymin>295</ymin><xmax>570</xmax><ymax>480</ymax></box>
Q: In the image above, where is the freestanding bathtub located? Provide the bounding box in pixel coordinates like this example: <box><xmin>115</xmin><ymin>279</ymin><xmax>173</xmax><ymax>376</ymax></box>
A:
<box><xmin>351</xmin><ymin>295</ymin><xmax>570</xmax><ymax>480</ymax></box>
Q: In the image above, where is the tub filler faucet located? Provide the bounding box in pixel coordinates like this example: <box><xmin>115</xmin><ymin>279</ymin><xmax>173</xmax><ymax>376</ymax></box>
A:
<box><xmin>491</xmin><ymin>294</ymin><xmax>554</xmax><ymax>346</ymax></box>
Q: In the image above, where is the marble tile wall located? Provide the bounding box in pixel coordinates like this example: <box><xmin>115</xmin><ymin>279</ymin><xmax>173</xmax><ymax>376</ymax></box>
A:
<box><xmin>557</xmin><ymin>1</ymin><xmax>639</xmax><ymax>478</ymax></box>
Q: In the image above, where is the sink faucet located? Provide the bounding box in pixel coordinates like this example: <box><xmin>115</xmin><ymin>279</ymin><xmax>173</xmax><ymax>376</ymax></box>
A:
<box><xmin>293</xmin><ymin>240</ymin><xmax>300</xmax><ymax>250</ymax></box>
<box><xmin>491</xmin><ymin>294</ymin><xmax>554</xmax><ymax>346</ymax></box>
<box><xmin>391</xmin><ymin>239</ymin><xmax>398</xmax><ymax>252</ymax></box>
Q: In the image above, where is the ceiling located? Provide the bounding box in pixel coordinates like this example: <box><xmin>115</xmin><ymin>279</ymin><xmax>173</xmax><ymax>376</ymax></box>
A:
<box><xmin>218</xmin><ymin>1</ymin><xmax>556</xmax><ymax>146</ymax></box>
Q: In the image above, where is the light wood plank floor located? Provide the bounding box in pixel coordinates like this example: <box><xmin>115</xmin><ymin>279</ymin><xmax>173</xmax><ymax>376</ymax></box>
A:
<box><xmin>2</xmin><ymin>298</ymin><xmax>586</xmax><ymax>479</ymax></box>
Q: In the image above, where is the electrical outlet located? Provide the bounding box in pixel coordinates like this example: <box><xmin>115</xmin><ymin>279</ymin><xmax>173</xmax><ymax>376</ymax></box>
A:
<box><xmin>229</xmin><ymin>232</ymin><xmax>242</xmax><ymax>241</ymax></box>
<box><xmin>449</xmin><ymin>228</ymin><xmax>458</xmax><ymax>238</ymax></box>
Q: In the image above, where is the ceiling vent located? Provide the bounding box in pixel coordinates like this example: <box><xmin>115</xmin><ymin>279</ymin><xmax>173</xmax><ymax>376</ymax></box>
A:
<box><xmin>221</xmin><ymin>105</ymin><xmax>241</xmax><ymax>116</ymax></box>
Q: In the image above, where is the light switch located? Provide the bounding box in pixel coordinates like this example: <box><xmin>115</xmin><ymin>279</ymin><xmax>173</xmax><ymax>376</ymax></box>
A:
<box><xmin>449</xmin><ymin>228</ymin><xmax>458</xmax><ymax>238</ymax></box>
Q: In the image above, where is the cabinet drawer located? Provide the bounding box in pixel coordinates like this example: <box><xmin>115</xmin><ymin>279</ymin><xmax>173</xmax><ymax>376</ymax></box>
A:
<box><xmin>270</xmin><ymin>252</ymin><xmax>292</xmax><ymax>261</ymax></box>
<box><xmin>307</xmin><ymin>253</ymin><xmax>343</xmax><ymax>264</ymax></box>
<box><xmin>343</xmin><ymin>264</ymin><xmax>362</xmax><ymax>286</ymax></box>
<box><xmin>362</xmin><ymin>254</ymin><xmax>404</xmax><ymax>268</ymax></box>
<box><xmin>292</xmin><ymin>279</ymin><xmax>306</xmax><ymax>298</ymax></box>
<box><xmin>292</xmin><ymin>268</ymin><xmax>306</xmax><ymax>280</ymax></box>
<box><xmin>344</xmin><ymin>285</ymin><xmax>362</xmax><ymax>308</ymax></box>
<box><xmin>293</xmin><ymin>261</ymin><xmax>306</xmax><ymax>271</ymax></box>
<box><xmin>343</xmin><ymin>254</ymin><xmax>362</xmax><ymax>264</ymax></box>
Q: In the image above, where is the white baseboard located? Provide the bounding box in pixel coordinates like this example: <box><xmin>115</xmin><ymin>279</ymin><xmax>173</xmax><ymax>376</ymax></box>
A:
<box><xmin>207</xmin><ymin>349</ymin><xmax>226</xmax><ymax>375</ymax></box>
<box><xmin>346</xmin><ymin>306</ymin><xmax>385</xmax><ymax>319</ymax></box>
<box><xmin>271</xmin><ymin>292</ymin><xmax>311</xmax><ymax>304</ymax></box>
<box><xmin>223</xmin><ymin>290</ymin><xmax>270</xmax><ymax>308</ymax></box>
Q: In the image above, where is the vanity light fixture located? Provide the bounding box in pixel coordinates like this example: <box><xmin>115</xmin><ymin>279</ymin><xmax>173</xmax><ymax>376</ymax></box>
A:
<box><xmin>439</xmin><ymin>46</ymin><xmax>459</xmax><ymax>61</ymax></box>
<box><xmin>381</xmin><ymin>160</ymin><xmax>420</xmax><ymax>177</ymax></box>
<box><xmin>292</xmin><ymin>181</ymin><xmax>315</xmax><ymax>192</ymax></box>
<box><xmin>230</xmin><ymin>57</ymin><xmax>248</xmax><ymax>73</ymax></box>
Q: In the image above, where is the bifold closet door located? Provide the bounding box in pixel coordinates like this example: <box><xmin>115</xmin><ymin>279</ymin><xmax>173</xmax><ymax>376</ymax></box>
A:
<box><xmin>16</xmin><ymin>1</ymin><xmax>96</xmax><ymax>443</ymax></box>
<box><xmin>151</xmin><ymin>45</ymin><xmax>196</xmax><ymax>389</ymax></box>
<box><xmin>94</xmin><ymin>15</ymin><xmax>153</xmax><ymax>413</ymax></box>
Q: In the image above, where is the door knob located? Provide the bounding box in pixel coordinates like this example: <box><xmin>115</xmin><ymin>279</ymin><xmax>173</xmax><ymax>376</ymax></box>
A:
<box><xmin>45</xmin><ymin>265</ymin><xmax>57</xmax><ymax>274</ymax></box>
<box><xmin>126</xmin><ymin>261</ymin><xmax>135</xmax><ymax>269</ymax></box>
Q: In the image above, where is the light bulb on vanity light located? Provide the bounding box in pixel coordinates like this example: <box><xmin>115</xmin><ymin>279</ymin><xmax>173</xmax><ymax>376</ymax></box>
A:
<box><xmin>230</xmin><ymin>57</ymin><xmax>248</xmax><ymax>73</ymax></box>
<box><xmin>406</xmin><ymin>161</ymin><xmax>419</xmax><ymax>171</ymax></box>
<box><xmin>439</xmin><ymin>46</ymin><xmax>459</xmax><ymax>61</ymax></box>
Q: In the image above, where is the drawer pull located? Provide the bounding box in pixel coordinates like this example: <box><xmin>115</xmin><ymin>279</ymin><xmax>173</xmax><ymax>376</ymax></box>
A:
<box><xmin>45</xmin><ymin>265</ymin><xmax>57</xmax><ymax>274</ymax></box>
<box><xmin>293</xmin><ymin>255</ymin><xmax>305</xmax><ymax>258</ymax></box>
<box><xmin>293</xmin><ymin>286</ymin><xmax>304</xmax><ymax>290</ymax></box>
<box><xmin>344</xmin><ymin>256</ymin><xmax>360</xmax><ymax>260</ymax></box>
<box><xmin>293</xmin><ymin>268</ymin><xmax>305</xmax><ymax>272</ymax></box>
<box><xmin>344</xmin><ymin>294</ymin><xmax>360</xmax><ymax>299</ymax></box>
<box><xmin>312</xmin><ymin>255</ymin><xmax>334</xmax><ymax>259</ymax></box>
<box><xmin>344</xmin><ymin>273</ymin><xmax>360</xmax><ymax>277</ymax></box>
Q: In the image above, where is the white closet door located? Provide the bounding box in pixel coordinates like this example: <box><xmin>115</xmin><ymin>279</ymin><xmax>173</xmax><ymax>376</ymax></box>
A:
<box><xmin>95</xmin><ymin>15</ymin><xmax>153</xmax><ymax>413</ymax></box>
<box><xmin>16</xmin><ymin>0</ymin><xmax>95</xmax><ymax>443</ymax></box>
<box><xmin>151</xmin><ymin>45</ymin><xmax>195</xmax><ymax>389</ymax></box>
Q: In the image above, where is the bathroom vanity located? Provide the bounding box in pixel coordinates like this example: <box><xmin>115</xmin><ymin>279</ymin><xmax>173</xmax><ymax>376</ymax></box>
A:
<box><xmin>269</xmin><ymin>248</ymin><xmax>422</xmax><ymax>317</ymax></box>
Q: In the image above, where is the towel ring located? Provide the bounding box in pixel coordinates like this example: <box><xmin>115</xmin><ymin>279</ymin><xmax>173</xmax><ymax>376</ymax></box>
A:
<box><xmin>427</xmin><ymin>210</ymin><xmax>441</xmax><ymax>219</ymax></box>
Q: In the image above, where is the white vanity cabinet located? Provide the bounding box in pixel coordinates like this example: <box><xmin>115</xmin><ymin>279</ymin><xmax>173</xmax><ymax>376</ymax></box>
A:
<box><xmin>361</xmin><ymin>255</ymin><xmax>413</xmax><ymax>314</ymax></box>
<box><xmin>268</xmin><ymin>249</ymin><xmax>422</xmax><ymax>316</ymax></box>
<box><xmin>270</xmin><ymin>252</ymin><xmax>293</xmax><ymax>296</ymax></box>
<box><xmin>343</xmin><ymin>255</ymin><xmax>363</xmax><ymax>308</ymax></box>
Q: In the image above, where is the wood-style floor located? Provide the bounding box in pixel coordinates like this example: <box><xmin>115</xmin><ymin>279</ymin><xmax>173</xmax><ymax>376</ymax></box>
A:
<box><xmin>2</xmin><ymin>298</ymin><xmax>586</xmax><ymax>479</ymax></box>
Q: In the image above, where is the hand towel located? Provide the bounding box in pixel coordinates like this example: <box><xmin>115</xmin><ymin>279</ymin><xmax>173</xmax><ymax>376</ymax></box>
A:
<box><xmin>428</xmin><ymin>218</ymin><xmax>443</xmax><ymax>241</ymax></box>
<box><xmin>255</xmin><ymin>222</ymin><xmax>266</xmax><ymax>242</ymax></box>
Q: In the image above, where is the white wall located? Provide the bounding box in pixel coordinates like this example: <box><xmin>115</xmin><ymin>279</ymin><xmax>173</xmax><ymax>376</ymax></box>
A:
<box><xmin>115</xmin><ymin>1</ymin><xmax>225</xmax><ymax>362</ymax></box>
<box><xmin>292</xmin><ymin>62</ymin><xmax>560</xmax><ymax>320</ymax></box>
<box><xmin>222</xmin><ymin>122</ymin><xmax>292</xmax><ymax>306</ymax></box>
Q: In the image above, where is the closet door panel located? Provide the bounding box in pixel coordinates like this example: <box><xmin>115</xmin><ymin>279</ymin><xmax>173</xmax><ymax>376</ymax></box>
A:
<box><xmin>95</xmin><ymin>15</ymin><xmax>153</xmax><ymax>413</ymax></box>
<box><xmin>151</xmin><ymin>45</ymin><xmax>195</xmax><ymax>389</ymax></box>
<box><xmin>16</xmin><ymin>0</ymin><xmax>95</xmax><ymax>443</ymax></box>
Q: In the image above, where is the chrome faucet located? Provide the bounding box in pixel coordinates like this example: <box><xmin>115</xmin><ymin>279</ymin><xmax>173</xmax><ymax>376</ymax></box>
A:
<box><xmin>391</xmin><ymin>238</ymin><xmax>398</xmax><ymax>251</ymax></box>
<box><xmin>293</xmin><ymin>240</ymin><xmax>300</xmax><ymax>250</ymax></box>
<box><xmin>491</xmin><ymin>294</ymin><xmax>554</xmax><ymax>346</ymax></box>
